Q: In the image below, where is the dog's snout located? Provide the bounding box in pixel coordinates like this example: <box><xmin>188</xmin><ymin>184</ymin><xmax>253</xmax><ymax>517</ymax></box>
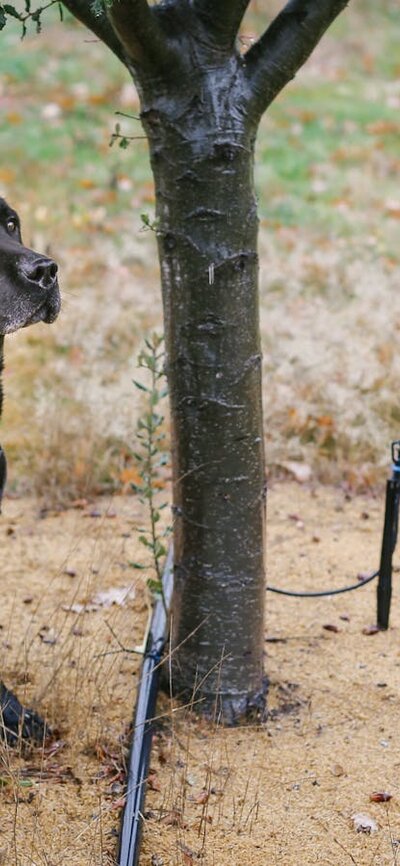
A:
<box><xmin>22</xmin><ymin>256</ymin><xmax>58</xmax><ymax>289</ymax></box>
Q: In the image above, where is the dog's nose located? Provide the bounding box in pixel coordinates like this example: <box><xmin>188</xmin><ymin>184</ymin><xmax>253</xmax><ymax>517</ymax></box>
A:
<box><xmin>21</xmin><ymin>256</ymin><xmax>58</xmax><ymax>289</ymax></box>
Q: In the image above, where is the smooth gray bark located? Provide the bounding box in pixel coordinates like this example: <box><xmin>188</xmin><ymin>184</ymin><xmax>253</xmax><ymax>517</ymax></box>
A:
<box><xmin>61</xmin><ymin>0</ymin><xmax>349</xmax><ymax>721</ymax></box>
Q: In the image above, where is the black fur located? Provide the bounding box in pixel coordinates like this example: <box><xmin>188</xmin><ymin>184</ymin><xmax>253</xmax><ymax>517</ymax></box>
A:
<box><xmin>0</xmin><ymin>199</ymin><xmax>60</xmax><ymax>743</ymax></box>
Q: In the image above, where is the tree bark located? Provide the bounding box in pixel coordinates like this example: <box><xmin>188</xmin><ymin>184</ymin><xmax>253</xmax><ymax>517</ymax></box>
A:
<box><xmin>134</xmin><ymin>42</ymin><xmax>266</xmax><ymax>722</ymax></box>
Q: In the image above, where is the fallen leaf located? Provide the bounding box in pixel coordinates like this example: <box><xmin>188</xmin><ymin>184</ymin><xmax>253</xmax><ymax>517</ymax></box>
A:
<box><xmin>62</xmin><ymin>603</ymin><xmax>96</xmax><ymax>614</ymax></box>
<box><xmin>110</xmin><ymin>796</ymin><xmax>126</xmax><ymax>810</ymax></box>
<box><xmin>281</xmin><ymin>461</ymin><xmax>312</xmax><ymax>483</ymax></box>
<box><xmin>369</xmin><ymin>791</ymin><xmax>392</xmax><ymax>803</ymax></box>
<box><xmin>92</xmin><ymin>586</ymin><xmax>135</xmax><ymax>607</ymax></box>
<box><xmin>0</xmin><ymin>168</ymin><xmax>16</xmax><ymax>183</ymax></box>
<box><xmin>120</xmin><ymin>466</ymin><xmax>142</xmax><ymax>486</ymax></box>
<box><xmin>160</xmin><ymin>809</ymin><xmax>186</xmax><ymax>828</ymax></box>
<box><xmin>38</xmin><ymin>627</ymin><xmax>58</xmax><ymax>645</ymax></box>
<box><xmin>6</xmin><ymin>112</ymin><xmax>22</xmax><ymax>125</ymax></box>
<box><xmin>79</xmin><ymin>178</ymin><xmax>96</xmax><ymax>189</ymax></box>
<box><xmin>62</xmin><ymin>585</ymin><xmax>135</xmax><ymax>614</ymax></box>
<box><xmin>193</xmin><ymin>789</ymin><xmax>209</xmax><ymax>805</ymax></box>
<box><xmin>362</xmin><ymin>625</ymin><xmax>380</xmax><ymax>635</ymax></box>
<box><xmin>352</xmin><ymin>813</ymin><xmax>378</xmax><ymax>834</ymax></box>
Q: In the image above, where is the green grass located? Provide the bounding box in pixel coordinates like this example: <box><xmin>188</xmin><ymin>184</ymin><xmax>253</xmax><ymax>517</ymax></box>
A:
<box><xmin>0</xmin><ymin>1</ymin><xmax>399</xmax><ymax>494</ymax></box>
<box><xmin>1</xmin><ymin>1</ymin><xmax>398</xmax><ymax>244</ymax></box>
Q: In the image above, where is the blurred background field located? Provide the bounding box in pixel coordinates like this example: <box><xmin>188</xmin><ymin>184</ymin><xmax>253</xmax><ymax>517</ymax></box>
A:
<box><xmin>0</xmin><ymin>0</ymin><xmax>399</xmax><ymax>500</ymax></box>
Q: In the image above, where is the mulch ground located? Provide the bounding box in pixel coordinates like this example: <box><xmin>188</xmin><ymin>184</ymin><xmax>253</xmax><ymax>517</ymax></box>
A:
<box><xmin>2</xmin><ymin>481</ymin><xmax>399</xmax><ymax>865</ymax></box>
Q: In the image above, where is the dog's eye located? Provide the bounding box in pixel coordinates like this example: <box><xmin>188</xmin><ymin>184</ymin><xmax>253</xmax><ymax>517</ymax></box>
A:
<box><xmin>6</xmin><ymin>218</ymin><xmax>17</xmax><ymax>233</ymax></box>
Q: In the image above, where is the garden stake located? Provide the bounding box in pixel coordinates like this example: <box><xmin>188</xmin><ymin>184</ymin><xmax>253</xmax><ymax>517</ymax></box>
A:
<box><xmin>0</xmin><ymin>445</ymin><xmax>6</xmax><ymax>511</ymax></box>
<box><xmin>377</xmin><ymin>440</ymin><xmax>400</xmax><ymax>629</ymax></box>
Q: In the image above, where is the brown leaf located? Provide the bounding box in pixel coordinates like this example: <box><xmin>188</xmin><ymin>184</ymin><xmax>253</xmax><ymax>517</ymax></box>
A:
<box><xmin>110</xmin><ymin>796</ymin><xmax>126</xmax><ymax>810</ymax></box>
<box><xmin>369</xmin><ymin>791</ymin><xmax>392</xmax><ymax>803</ymax></box>
<box><xmin>362</xmin><ymin>625</ymin><xmax>380</xmax><ymax>636</ymax></box>
<box><xmin>193</xmin><ymin>789</ymin><xmax>209</xmax><ymax>805</ymax></box>
<box><xmin>160</xmin><ymin>810</ymin><xmax>186</xmax><ymax>828</ymax></box>
<box><xmin>120</xmin><ymin>467</ymin><xmax>142</xmax><ymax>486</ymax></box>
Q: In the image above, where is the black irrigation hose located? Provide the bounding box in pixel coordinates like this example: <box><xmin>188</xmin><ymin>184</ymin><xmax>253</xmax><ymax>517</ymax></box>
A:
<box><xmin>268</xmin><ymin>441</ymin><xmax>400</xmax><ymax>601</ymax></box>
<box><xmin>118</xmin><ymin>549</ymin><xmax>174</xmax><ymax>866</ymax></box>
<box><xmin>267</xmin><ymin>568</ymin><xmax>379</xmax><ymax>598</ymax></box>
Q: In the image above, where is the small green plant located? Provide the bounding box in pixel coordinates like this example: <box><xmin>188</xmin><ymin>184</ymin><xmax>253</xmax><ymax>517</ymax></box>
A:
<box><xmin>130</xmin><ymin>333</ymin><xmax>170</xmax><ymax>614</ymax></box>
<box><xmin>109</xmin><ymin>120</ymin><xmax>146</xmax><ymax>150</ymax></box>
<box><xmin>139</xmin><ymin>212</ymin><xmax>159</xmax><ymax>232</ymax></box>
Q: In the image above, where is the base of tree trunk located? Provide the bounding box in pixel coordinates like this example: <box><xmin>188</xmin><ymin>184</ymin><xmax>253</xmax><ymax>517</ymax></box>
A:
<box><xmin>161</xmin><ymin>673</ymin><xmax>268</xmax><ymax>727</ymax></box>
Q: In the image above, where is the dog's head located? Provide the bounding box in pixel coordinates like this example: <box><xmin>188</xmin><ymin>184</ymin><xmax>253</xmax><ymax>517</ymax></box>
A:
<box><xmin>0</xmin><ymin>198</ymin><xmax>61</xmax><ymax>335</ymax></box>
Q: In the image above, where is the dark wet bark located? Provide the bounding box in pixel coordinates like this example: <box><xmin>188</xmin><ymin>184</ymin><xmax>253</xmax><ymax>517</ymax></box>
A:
<box><xmin>60</xmin><ymin>0</ymin><xmax>349</xmax><ymax>722</ymax></box>
<box><xmin>244</xmin><ymin>0</ymin><xmax>349</xmax><ymax>116</ymax></box>
<box><xmin>144</xmin><ymin>88</ymin><xmax>267</xmax><ymax>722</ymax></box>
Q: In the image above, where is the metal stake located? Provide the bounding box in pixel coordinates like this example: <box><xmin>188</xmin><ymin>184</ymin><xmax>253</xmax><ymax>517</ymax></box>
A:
<box><xmin>377</xmin><ymin>441</ymin><xmax>400</xmax><ymax>629</ymax></box>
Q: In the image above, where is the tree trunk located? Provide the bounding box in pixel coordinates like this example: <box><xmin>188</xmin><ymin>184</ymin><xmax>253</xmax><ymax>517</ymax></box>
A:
<box><xmin>61</xmin><ymin>0</ymin><xmax>349</xmax><ymax>723</ymax></box>
<box><xmin>139</xmin><ymin>66</ymin><xmax>267</xmax><ymax>722</ymax></box>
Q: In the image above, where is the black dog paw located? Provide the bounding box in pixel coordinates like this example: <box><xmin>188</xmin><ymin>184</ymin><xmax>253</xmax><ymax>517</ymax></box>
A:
<box><xmin>0</xmin><ymin>682</ymin><xmax>48</xmax><ymax>745</ymax></box>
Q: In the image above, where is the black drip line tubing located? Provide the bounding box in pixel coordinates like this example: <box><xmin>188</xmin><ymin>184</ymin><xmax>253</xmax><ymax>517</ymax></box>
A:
<box><xmin>118</xmin><ymin>548</ymin><xmax>173</xmax><ymax>866</ymax></box>
<box><xmin>268</xmin><ymin>440</ymin><xmax>400</xmax><ymax>602</ymax></box>
<box><xmin>267</xmin><ymin>568</ymin><xmax>379</xmax><ymax>598</ymax></box>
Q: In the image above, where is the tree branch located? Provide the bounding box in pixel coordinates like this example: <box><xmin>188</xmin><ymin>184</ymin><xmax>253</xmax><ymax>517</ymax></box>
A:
<box><xmin>61</xmin><ymin>0</ymin><xmax>128</xmax><ymax>66</ymax></box>
<box><xmin>108</xmin><ymin>0</ymin><xmax>177</xmax><ymax>71</ymax></box>
<box><xmin>193</xmin><ymin>0</ymin><xmax>251</xmax><ymax>48</ymax></box>
<box><xmin>243</xmin><ymin>0</ymin><xmax>349</xmax><ymax>116</ymax></box>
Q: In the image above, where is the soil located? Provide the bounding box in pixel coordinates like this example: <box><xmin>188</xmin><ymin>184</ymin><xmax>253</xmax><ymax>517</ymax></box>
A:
<box><xmin>2</xmin><ymin>480</ymin><xmax>399</xmax><ymax>865</ymax></box>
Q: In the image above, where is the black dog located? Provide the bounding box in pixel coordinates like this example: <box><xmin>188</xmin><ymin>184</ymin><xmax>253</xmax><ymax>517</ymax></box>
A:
<box><xmin>0</xmin><ymin>197</ymin><xmax>61</xmax><ymax>744</ymax></box>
